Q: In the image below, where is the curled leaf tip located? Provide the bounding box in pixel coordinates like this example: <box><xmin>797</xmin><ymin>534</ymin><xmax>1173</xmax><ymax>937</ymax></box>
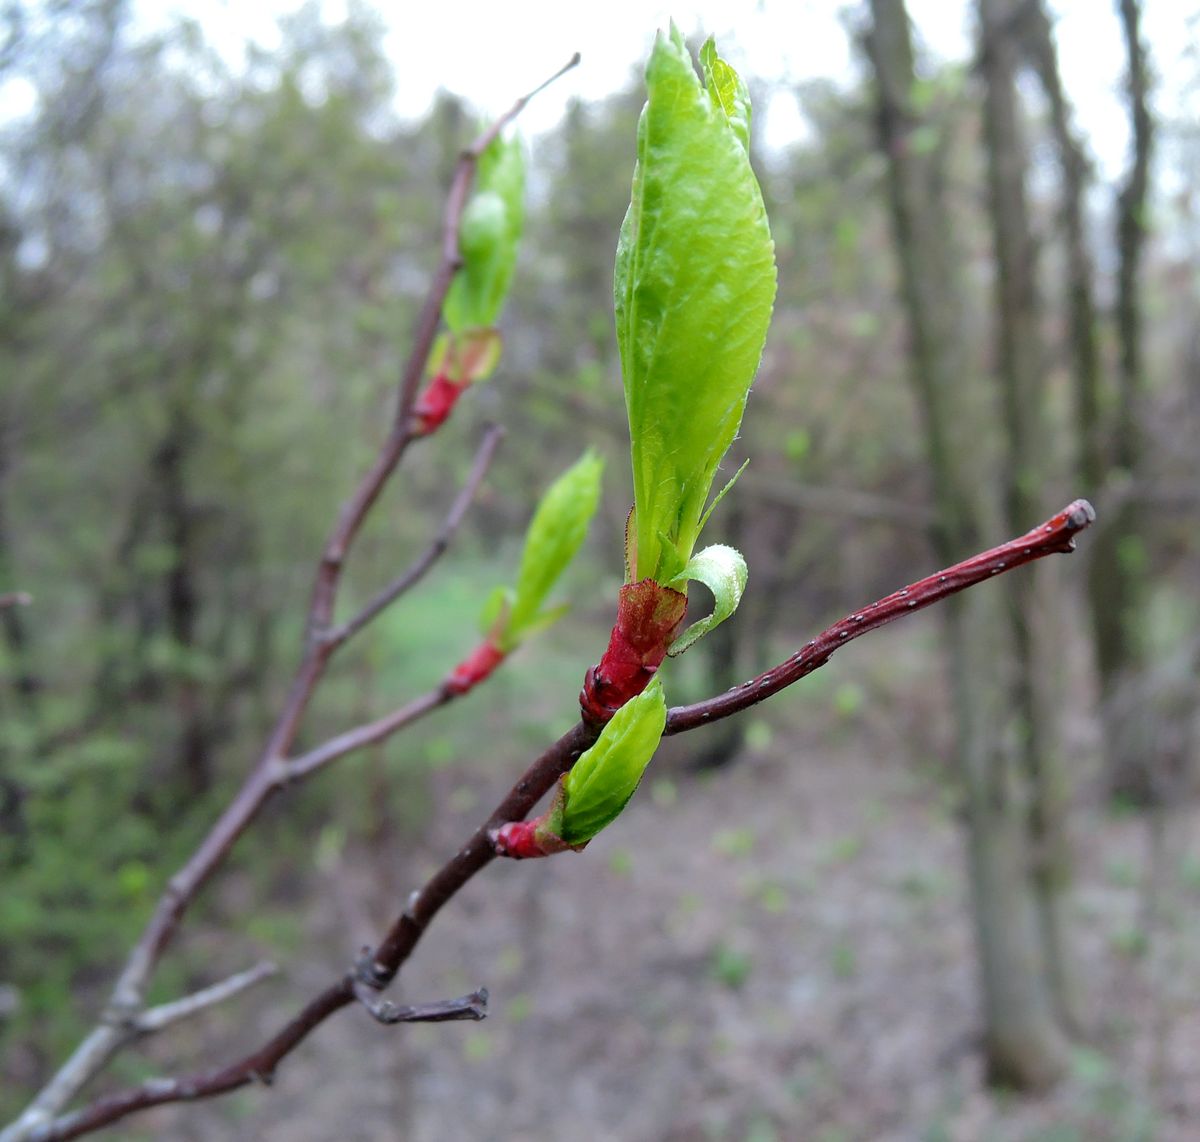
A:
<box><xmin>666</xmin><ymin>544</ymin><xmax>748</xmax><ymax>655</ymax></box>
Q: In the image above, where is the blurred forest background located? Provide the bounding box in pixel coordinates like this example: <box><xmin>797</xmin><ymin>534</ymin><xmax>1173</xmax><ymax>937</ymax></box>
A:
<box><xmin>2</xmin><ymin>0</ymin><xmax>1199</xmax><ymax>1138</ymax></box>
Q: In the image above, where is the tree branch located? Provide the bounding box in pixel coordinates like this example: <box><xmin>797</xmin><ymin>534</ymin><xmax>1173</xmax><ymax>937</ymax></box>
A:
<box><xmin>24</xmin><ymin>499</ymin><xmax>1095</xmax><ymax>1141</ymax></box>
<box><xmin>353</xmin><ymin>981</ymin><xmax>488</xmax><ymax>1026</ymax></box>
<box><xmin>393</xmin><ymin>51</ymin><xmax>581</xmax><ymax>437</ymax></box>
<box><xmin>283</xmin><ymin>686</ymin><xmax>455</xmax><ymax>782</ymax></box>
<box><xmin>666</xmin><ymin>498</ymin><xmax>1096</xmax><ymax>733</ymax></box>
<box><xmin>322</xmin><ymin>423</ymin><xmax>505</xmax><ymax>652</ymax></box>
<box><xmin>133</xmin><ymin>962</ymin><xmax>278</xmax><ymax>1035</ymax></box>
<box><xmin>1</xmin><ymin>55</ymin><xmax>579</xmax><ymax>1142</ymax></box>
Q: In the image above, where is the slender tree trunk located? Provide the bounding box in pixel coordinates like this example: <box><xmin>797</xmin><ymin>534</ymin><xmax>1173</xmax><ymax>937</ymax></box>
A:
<box><xmin>0</xmin><ymin>434</ymin><xmax>39</xmax><ymax>707</ymax></box>
<box><xmin>1091</xmin><ymin>0</ymin><xmax>1156</xmax><ymax>802</ymax></box>
<box><xmin>0</xmin><ymin>424</ymin><xmax>37</xmax><ymax>857</ymax></box>
<box><xmin>977</xmin><ymin>0</ymin><xmax>1081</xmax><ymax>1035</ymax></box>
<box><xmin>1017</xmin><ymin>0</ymin><xmax>1099</xmax><ymax>1034</ymax></box>
<box><xmin>1018</xmin><ymin>0</ymin><xmax>1102</xmax><ymax>497</ymax></box>
<box><xmin>154</xmin><ymin>406</ymin><xmax>213</xmax><ymax>799</ymax></box>
<box><xmin>864</xmin><ymin>0</ymin><xmax>1070</xmax><ymax>1088</ymax></box>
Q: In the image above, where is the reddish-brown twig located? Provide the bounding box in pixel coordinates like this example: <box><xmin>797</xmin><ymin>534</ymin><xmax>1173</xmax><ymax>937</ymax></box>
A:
<box><xmin>28</xmin><ymin>500</ymin><xmax>1094</xmax><ymax>1141</ymax></box>
<box><xmin>666</xmin><ymin>497</ymin><xmax>1096</xmax><ymax>733</ymax></box>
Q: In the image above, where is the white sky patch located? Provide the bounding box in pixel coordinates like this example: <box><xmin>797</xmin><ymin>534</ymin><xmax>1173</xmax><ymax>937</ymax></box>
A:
<box><xmin>41</xmin><ymin>0</ymin><xmax>1200</xmax><ymax>180</ymax></box>
<box><xmin>0</xmin><ymin>74</ymin><xmax>38</xmax><ymax>121</ymax></box>
<box><xmin>763</xmin><ymin>88</ymin><xmax>813</xmax><ymax>152</ymax></box>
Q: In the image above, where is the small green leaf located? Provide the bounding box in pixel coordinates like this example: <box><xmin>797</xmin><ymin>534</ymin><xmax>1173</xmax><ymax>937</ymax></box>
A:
<box><xmin>615</xmin><ymin>27</ymin><xmax>776</xmax><ymax>585</ymax></box>
<box><xmin>666</xmin><ymin>543</ymin><xmax>747</xmax><ymax>655</ymax></box>
<box><xmin>429</xmin><ymin>328</ymin><xmax>504</xmax><ymax>384</ymax></box>
<box><xmin>444</xmin><ymin>133</ymin><xmax>525</xmax><ymax>333</ymax></box>
<box><xmin>700</xmin><ymin>37</ymin><xmax>751</xmax><ymax>152</ymax></box>
<box><xmin>560</xmin><ymin>679</ymin><xmax>667</xmax><ymax>845</ymax></box>
<box><xmin>478</xmin><ymin>584</ymin><xmax>513</xmax><ymax>638</ymax></box>
<box><xmin>497</xmin><ymin>450</ymin><xmax>604</xmax><ymax>650</ymax></box>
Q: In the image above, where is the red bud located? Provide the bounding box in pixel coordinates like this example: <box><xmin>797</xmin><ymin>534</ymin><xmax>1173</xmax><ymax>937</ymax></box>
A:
<box><xmin>580</xmin><ymin>578</ymin><xmax>687</xmax><ymax>724</ymax></box>
<box><xmin>447</xmin><ymin>640</ymin><xmax>507</xmax><ymax>695</ymax></box>
<box><xmin>413</xmin><ymin>373</ymin><xmax>467</xmax><ymax>436</ymax></box>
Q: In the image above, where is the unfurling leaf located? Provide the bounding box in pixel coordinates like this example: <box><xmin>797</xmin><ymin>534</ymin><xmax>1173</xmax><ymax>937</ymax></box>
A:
<box><xmin>444</xmin><ymin>132</ymin><xmax>525</xmax><ymax>333</ymax></box>
<box><xmin>488</xmin><ymin>450</ymin><xmax>604</xmax><ymax>652</ymax></box>
<box><xmin>581</xmin><ymin>31</ymin><xmax>773</xmax><ymax>716</ymax></box>
<box><xmin>699</xmin><ymin>37</ymin><xmax>751</xmax><ymax>152</ymax></box>
<box><xmin>492</xmin><ymin>678</ymin><xmax>668</xmax><ymax>859</ymax></box>
<box><xmin>557</xmin><ymin>678</ymin><xmax>667</xmax><ymax>845</ymax></box>
<box><xmin>428</xmin><ymin>328</ymin><xmax>504</xmax><ymax>385</ymax></box>
<box><xmin>615</xmin><ymin>26</ymin><xmax>776</xmax><ymax>586</ymax></box>
<box><xmin>666</xmin><ymin>543</ymin><xmax>748</xmax><ymax>655</ymax></box>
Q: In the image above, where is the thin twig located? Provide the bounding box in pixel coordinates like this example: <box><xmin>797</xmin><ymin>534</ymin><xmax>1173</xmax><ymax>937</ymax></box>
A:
<box><xmin>0</xmin><ymin>56</ymin><xmax>579</xmax><ymax>1142</ymax></box>
<box><xmin>395</xmin><ymin>52</ymin><xmax>581</xmax><ymax>434</ymax></box>
<box><xmin>133</xmin><ymin>962</ymin><xmax>279</xmax><ymax>1035</ymax></box>
<box><xmin>20</xmin><ymin>726</ymin><xmax>597</xmax><ymax>1141</ymax></box>
<box><xmin>666</xmin><ymin>498</ymin><xmax>1096</xmax><ymax>733</ymax></box>
<box><xmin>283</xmin><ymin>687</ymin><xmax>454</xmax><ymax>782</ymax></box>
<box><xmin>28</xmin><ymin>500</ymin><xmax>1095</xmax><ymax>1141</ymax></box>
<box><xmin>323</xmin><ymin>423</ymin><xmax>505</xmax><ymax>651</ymax></box>
<box><xmin>353</xmin><ymin>984</ymin><xmax>488</xmax><ymax>1026</ymax></box>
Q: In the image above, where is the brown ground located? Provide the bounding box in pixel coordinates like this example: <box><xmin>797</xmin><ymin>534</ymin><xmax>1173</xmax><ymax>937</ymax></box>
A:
<box><xmin>117</xmin><ymin>632</ymin><xmax>1200</xmax><ymax>1141</ymax></box>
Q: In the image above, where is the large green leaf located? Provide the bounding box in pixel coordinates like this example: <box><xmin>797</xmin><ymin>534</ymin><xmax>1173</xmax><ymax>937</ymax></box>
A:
<box><xmin>614</xmin><ymin>27</ymin><xmax>776</xmax><ymax>585</ymax></box>
<box><xmin>444</xmin><ymin>132</ymin><xmax>525</xmax><ymax>332</ymax></box>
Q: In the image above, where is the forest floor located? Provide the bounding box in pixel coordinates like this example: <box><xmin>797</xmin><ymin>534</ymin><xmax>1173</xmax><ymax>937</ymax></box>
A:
<box><xmin>120</xmin><ymin>629</ymin><xmax>1200</xmax><ymax>1142</ymax></box>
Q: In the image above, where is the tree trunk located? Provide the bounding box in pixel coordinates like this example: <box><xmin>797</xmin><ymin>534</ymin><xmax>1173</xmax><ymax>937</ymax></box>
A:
<box><xmin>1018</xmin><ymin>0</ymin><xmax>1102</xmax><ymax>496</ymax></box>
<box><xmin>154</xmin><ymin>406</ymin><xmax>213</xmax><ymax>800</ymax></box>
<box><xmin>864</xmin><ymin>0</ymin><xmax>1071</xmax><ymax>1088</ymax></box>
<box><xmin>0</xmin><ymin>424</ymin><xmax>38</xmax><ymax>858</ymax></box>
<box><xmin>1091</xmin><ymin>0</ymin><xmax>1156</xmax><ymax>802</ymax></box>
<box><xmin>977</xmin><ymin>0</ymin><xmax>1082</xmax><ymax>1035</ymax></box>
<box><xmin>1018</xmin><ymin>0</ymin><xmax>1106</xmax><ymax>1029</ymax></box>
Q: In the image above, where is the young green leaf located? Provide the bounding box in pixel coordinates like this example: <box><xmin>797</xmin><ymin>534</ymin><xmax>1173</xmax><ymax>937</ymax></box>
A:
<box><xmin>699</xmin><ymin>37</ymin><xmax>751</xmax><ymax>152</ymax></box>
<box><xmin>478</xmin><ymin>584</ymin><xmax>514</xmax><ymax>638</ymax></box>
<box><xmin>428</xmin><ymin>328</ymin><xmax>503</xmax><ymax>384</ymax></box>
<box><xmin>558</xmin><ymin>678</ymin><xmax>667</xmax><ymax>846</ymax></box>
<box><xmin>492</xmin><ymin>449</ymin><xmax>604</xmax><ymax>651</ymax></box>
<box><xmin>666</xmin><ymin>543</ymin><xmax>748</xmax><ymax>655</ymax></box>
<box><xmin>444</xmin><ymin>132</ymin><xmax>525</xmax><ymax>334</ymax></box>
<box><xmin>614</xmin><ymin>27</ymin><xmax>776</xmax><ymax>585</ymax></box>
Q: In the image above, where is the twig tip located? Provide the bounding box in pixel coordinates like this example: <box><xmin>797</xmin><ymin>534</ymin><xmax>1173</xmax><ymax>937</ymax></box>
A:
<box><xmin>1065</xmin><ymin>498</ymin><xmax>1096</xmax><ymax>530</ymax></box>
